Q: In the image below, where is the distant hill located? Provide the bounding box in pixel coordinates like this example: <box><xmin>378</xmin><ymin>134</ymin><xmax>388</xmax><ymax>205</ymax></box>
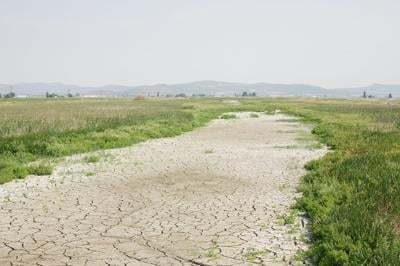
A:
<box><xmin>0</xmin><ymin>83</ymin><xmax>133</xmax><ymax>97</ymax></box>
<box><xmin>130</xmin><ymin>81</ymin><xmax>328</xmax><ymax>97</ymax></box>
<box><xmin>332</xmin><ymin>84</ymin><xmax>400</xmax><ymax>98</ymax></box>
<box><xmin>0</xmin><ymin>81</ymin><xmax>399</xmax><ymax>98</ymax></box>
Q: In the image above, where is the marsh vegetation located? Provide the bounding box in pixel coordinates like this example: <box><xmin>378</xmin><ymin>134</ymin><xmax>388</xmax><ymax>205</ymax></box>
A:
<box><xmin>1</xmin><ymin>97</ymin><xmax>400</xmax><ymax>264</ymax></box>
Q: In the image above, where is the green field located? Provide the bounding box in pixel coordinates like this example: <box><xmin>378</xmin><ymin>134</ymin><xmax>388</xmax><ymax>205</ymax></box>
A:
<box><xmin>1</xmin><ymin>97</ymin><xmax>400</xmax><ymax>265</ymax></box>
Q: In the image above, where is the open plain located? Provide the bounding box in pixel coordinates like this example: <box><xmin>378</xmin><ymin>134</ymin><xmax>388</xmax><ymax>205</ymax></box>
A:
<box><xmin>0</xmin><ymin>112</ymin><xmax>325</xmax><ymax>265</ymax></box>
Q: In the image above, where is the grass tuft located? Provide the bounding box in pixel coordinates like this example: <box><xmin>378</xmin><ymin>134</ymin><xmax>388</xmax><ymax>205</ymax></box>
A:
<box><xmin>85</xmin><ymin>155</ymin><xmax>100</xmax><ymax>164</ymax></box>
<box><xmin>243</xmin><ymin>248</ymin><xmax>268</xmax><ymax>262</ymax></box>
<box><xmin>278</xmin><ymin>209</ymin><xmax>297</xmax><ymax>225</ymax></box>
<box><xmin>250</xmin><ymin>113</ymin><xmax>259</xmax><ymax>118</ymax></box>
<box><xmin>28</xmin><ymin>164</ymin><xmax>53</xmax><ymax>176</ymax></box>
<box><xmin>220</xmin><ymin>114</ymin><xmax>237</xmax><ymax>119</ymax></box>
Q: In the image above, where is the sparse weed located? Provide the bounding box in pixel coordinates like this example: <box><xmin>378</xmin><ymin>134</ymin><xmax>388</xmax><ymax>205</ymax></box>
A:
<box><xmin>243</xmin><ymin>248</ymin><xmax>267</xmax><ymax>262</ymax></box>
<box><xmin>278</xmin><ymin>209</ymin><xmax>297</xmax><ymax>225</ymax></box>
<box><xmin>278</xmin><ymin>183</ymin><xmax>289</xmax><ymax>191</ymax></box>
<box><xmin>205</xmin><ymin>247</ymin><xmax>219</xmax><ymax>259</ymax></box>
<box><xmin>260</xmin><ymin>223</ymin><xmax>268</xmax><ymax>229</ymax></box>
<box><xmin>85</xmin><ymin>155</ymin><xmax>100</xmax><ymax>164</ymax></box>
<box><xmin>220</xmin><ymin>114</ymin><xmax>237</xmax><ymax>119</ymax></box>
<box><xmin>287</xmin><ymin>227</ymin><xmax>298</xmax><ymax>234</ymax></box>
<box><xmin>273</xmin><ymin>144</ymin><xmax>298</xmax><ymax>149</ymax></box>
<box><xmin>294</xmin><ymin>250</ymin><xmax>307</xmax><ymax>262</ymax></box>
<box><xmin>250</xmin><ymin>113</ymin><xmax>259</xmax><ymax>118</ymax></box>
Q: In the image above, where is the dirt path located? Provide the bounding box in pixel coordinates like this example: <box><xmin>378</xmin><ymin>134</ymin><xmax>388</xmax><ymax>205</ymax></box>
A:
<box><xmin>0</xmin><ymin>113</ymin><xmax>325</xmax><ymax>266</ymax></box>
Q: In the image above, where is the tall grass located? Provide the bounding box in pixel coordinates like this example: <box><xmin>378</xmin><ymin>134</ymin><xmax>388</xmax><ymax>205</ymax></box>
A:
<box><xmin>0</xmin><ymin>98</ymin><xmax>251</xmax><ymax>183</ymax></box>
<box><xmin>0</xmin><ymin>98</ymin><xmax>216</xmax><ymax>183</ymax></box>
<box><xmin>278</xmin><ymin>99</ymin><xmax>400</xmax><ymax>265</ymax></box>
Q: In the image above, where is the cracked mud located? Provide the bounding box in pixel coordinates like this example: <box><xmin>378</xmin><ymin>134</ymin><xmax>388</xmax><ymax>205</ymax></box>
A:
<box><xmin>0</xmin><ymin>113</ymin><xmax>326</xmax><ymax>265</ymax></box>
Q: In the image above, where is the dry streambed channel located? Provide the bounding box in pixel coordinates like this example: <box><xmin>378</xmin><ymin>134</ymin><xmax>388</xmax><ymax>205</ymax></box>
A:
<box><xmin>0</xmin><ymin>112</ymin><xmax>326</xmax><ymax>266</ymax></box>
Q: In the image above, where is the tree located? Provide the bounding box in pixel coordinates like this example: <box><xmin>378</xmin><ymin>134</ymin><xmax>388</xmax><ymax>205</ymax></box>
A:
<box><xmin>362</xmin><ymin>91</ymin><xmax>367</xmax><ymax>98</ymax></box>
<box><xmin>67</xmin><ymin>93</ymin><xmax>73</xmax><ymax>98</ymax></box>
<box><xmin>242</xmin><ymin>91</ymin><xmax>248</xmax><ymax>97</ymax></box>
<box><xmin>4</xmin><ymin>92</ymin><xmax>15</xmax><ymax>98</ymax></box>
<box><xmin>389</xmin><ymin>93</ymin><xmax>393</xmax><ymax>99</ymax></box>
<box><xmin>46</xmin><ymin>92</ymin><xmax>58</xmax><ymax>98</ymax></box>
<box><xmin>175</xmin><ymin>93</ymin><xmax>186</xmax><ymax>98</ymax></box>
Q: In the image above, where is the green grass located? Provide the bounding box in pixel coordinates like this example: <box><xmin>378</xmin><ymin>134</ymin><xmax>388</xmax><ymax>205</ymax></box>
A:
<box><xmin>28</xmin><ymin>163</ymin><xmax>53</xmax><ymax>176</ymax></box>
<box><xmin>1</xmin><ymin>97</ymin><xmax>400</xmax><ymax>264</ymax></box>
<box><xmin>278</xmin><ymin>99</ymin><xmax>400</xmax><ymax>265</ymax></box>
<box><xmin>204</xmin><ymin>240</ymin><xmax>220</xmax><ymax>260</ymax></box>
<box><xmin>243</xmin><ymin>247</ymin><xmax>268</xmax><ymax>262</ymax></box>
<box><xmin>204</xmin><ymin>247</ymin><xmax>219</xmax><ymax>259</ymax></box>
<box><xmin>278</xmin><ymin>209</ymin><xmax>297</xmax><ymax>225</ymax></box>
<box><xmin>0</xmin><ymin>98</ymin><xmax>226</xmax><ymax>184</ymax></box>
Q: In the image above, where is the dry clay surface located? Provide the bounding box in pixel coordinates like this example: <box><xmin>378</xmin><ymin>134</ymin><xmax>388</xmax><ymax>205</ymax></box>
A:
<box><xmin>0</xmin><ymin>113</ymin><xmax>326</xmax><ymax>266</ymax></box>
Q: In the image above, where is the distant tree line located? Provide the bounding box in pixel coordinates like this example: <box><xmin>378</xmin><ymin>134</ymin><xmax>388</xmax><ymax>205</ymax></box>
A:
<box><xmin>242</xmin><ymin>91</ymin><xmax>257</xmax><ymax>97</ymax></box>
<box><xmin>175</xmin><ymin>93</ymin><xmax>187</xmax><ymax>98</ymax></box>
<box><xmin>46</xmin><ymin>92</ymin><xmax>78</xmax><ymax>98</ymax></box>
<box><xmin>0</xmin><ymin>92</ymin><xmax>16</xmax><ymax>98</ymax></box>
<box><xmin>362</xmin><ymin>91</ymin><xmax>393</xmax><ymax>99</ymax></box>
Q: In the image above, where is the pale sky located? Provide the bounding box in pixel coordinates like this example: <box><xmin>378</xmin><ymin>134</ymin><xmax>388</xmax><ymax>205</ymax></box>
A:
<box><xmin>0</xmin><ymin>0</ymin><xmax>399</xmax><ymax>88</ymax></box>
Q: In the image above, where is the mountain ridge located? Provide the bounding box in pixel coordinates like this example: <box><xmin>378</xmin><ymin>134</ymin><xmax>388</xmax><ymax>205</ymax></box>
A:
<box><xmin>1</xmin><ymin>81</ymin><xmax>399</xmax><ymax>98</ymax></box>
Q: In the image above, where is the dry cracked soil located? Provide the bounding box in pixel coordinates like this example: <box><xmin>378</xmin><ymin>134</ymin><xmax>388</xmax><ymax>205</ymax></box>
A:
<box><xmin>0</xmin><ymin>112</ymin><xmax>326</xmax><ymax>266</ymax></box>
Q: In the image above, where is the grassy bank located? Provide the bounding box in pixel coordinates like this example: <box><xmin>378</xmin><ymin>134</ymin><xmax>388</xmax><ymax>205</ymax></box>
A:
<box><xmin>0</xmin><ymin>98</ymin><xmax>222</xmax><ymax>184</ymax></box>
<box><xmin>279</xmin><ymin>99</ymin><xmax>400</xmax><ymax>265</ymax></box>
<box><xmin>1</xmin><ymin>97</ymin><xmax>400</xmax><ymax>264</ymax></box>
<box><xmin>0</xmin><ymin>98</ymin><xmax>264</xmax><ymax>184</ymax></box>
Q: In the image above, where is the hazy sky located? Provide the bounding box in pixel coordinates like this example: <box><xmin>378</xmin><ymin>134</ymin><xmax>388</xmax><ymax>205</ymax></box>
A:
<box><xmin>0</xmin><ymin>0</ymin><xmax>399</xmax><ymax>88</ymax></box>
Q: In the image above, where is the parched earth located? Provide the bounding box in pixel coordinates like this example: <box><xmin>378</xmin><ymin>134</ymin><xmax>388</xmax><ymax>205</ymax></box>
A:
<box><xmin>0</xmin><ymin>113</ymin><xmax>326</xmax><ymax>266</ymax></box>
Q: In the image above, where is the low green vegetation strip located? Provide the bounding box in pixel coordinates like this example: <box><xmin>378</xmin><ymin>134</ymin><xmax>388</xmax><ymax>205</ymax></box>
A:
<box><xmin>1</xmin><ymin>97</ymin><xmax>400</xmax><ymax>264</ymax></box>
<box><xmin>0</xmin><ymin>99</ymin><xmax>227</xmax><ymax>184</ymax></box>
<box><xmin>282</xmin><ymin>100</ymin><xmax>400</xmax><ymax>265</ymax></box>
<box><xmin>0</xmin><ymin>98</ymin><xmax>264</xmax><ymax>184</ymax></box>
